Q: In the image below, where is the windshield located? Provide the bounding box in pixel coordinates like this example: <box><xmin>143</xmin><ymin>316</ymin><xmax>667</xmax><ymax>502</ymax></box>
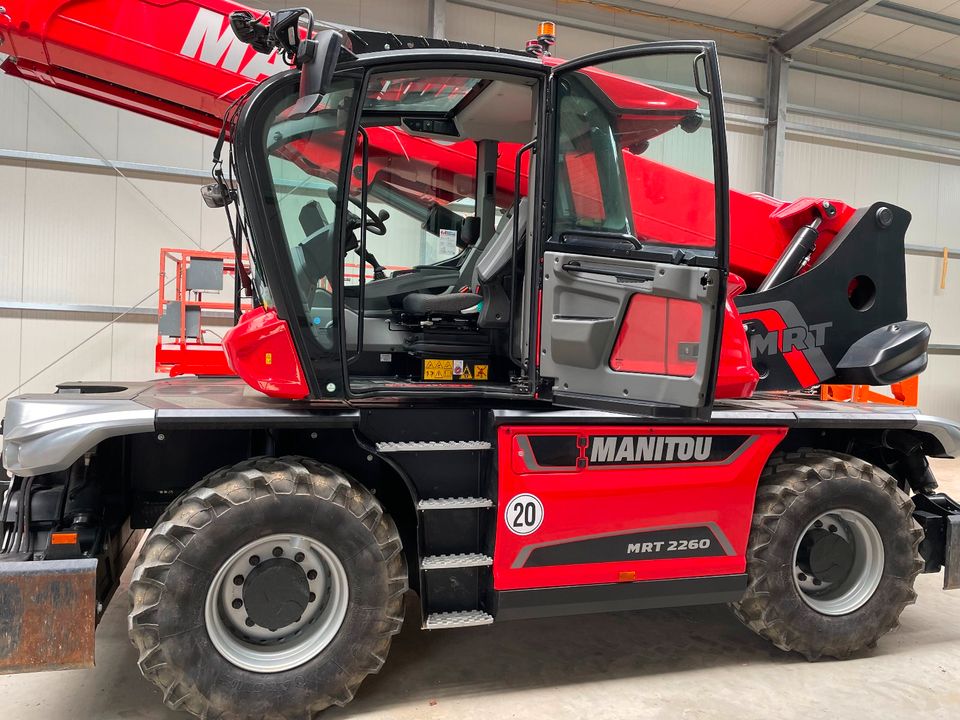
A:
<box><xmin>261</xmin><ymin>78</ymin><xmax>360</xmax><ymax>350</ymax></box>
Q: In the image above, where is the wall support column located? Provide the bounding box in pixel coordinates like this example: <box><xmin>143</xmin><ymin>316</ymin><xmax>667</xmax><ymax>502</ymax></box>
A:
<box><xmin>429</xmin><ymin>0</ymin><xmax>446</xmax><ymax>38</ymax></box>
<box><xmin>762</xmin><ymin>47</ymin><xmax>789</xmax><ymax>198</ymax></box>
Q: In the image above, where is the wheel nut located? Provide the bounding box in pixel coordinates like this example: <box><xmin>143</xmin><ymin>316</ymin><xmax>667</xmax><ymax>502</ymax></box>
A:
<box><xmin>307</xmin><ymin>569</ymin><xmax>318</xmax><ymax>581</ymax></box>
<box><xmin>308</xmin><ymin>592</ymin><xmax>317</xmax><ymax>603</ymax></box>
<box><xmin>814</xmin><ymin>520</ymin><xmax>823</xmax><ymax>528</ymax></box>
<box><xmin>294</xmin><ymin>552</ymin><xmax>305</xmax><ymax>563</ymax></box>
<box><xmin>233</xmin><ymin>574</ymin><xmax>244</xmax><ymax>586</ymax></box>
<box><xmin>798</xmin><ymin>573</ymin><xmax>807</xmax><ymax>582</ymax></box>
<box><xmin>232</xmin><ymin>599</ymin><xmax>243</xmax><ymax>610</ymax></box>
<box><xmin>249</xmin><ymin>555</ymin><xmax>260</xmax><ymax>566</ymax></box>
<box><xmin>245</xmin><ymin>618</ymin><xmax>255</xmax><ymax>627</ymax></box>
<box><xmin>828</xmin><ymin>524</ymin><xmax>838</xmax><ymax>533</ymax></box>
<box><xmin>273</xmin><ymin>546</ymin><xmax>284</xmax><ymax>557</ymax></box>
<box><xmin>812</xmin><ymin>578</ymin><xmax>822</xmax><ymax>586</ymax></box>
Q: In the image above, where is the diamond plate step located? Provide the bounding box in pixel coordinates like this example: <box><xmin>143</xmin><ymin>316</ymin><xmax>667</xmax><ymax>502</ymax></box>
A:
<box><xmin>421</xmin><ymin>553</ymin><xmax>493</xmax><ymax>570</ymax></box>
<box><xmin>424</xmin><ymin>610</ymin><xmax>494</xmax><ymax>630</ymax></box>
<box><xmin>418</xmin><ymin>497</ymin><xmax>493</xmax><ymax>511</ymax></box>
<box><xmin>375</xmin><ymin>440</ymin><xmax>491</xmax><ymax>452</ymax></box>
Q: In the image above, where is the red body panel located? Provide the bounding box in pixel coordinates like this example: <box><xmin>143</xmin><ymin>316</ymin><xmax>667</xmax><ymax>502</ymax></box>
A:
<box><xmin>222</xmin><ymin>307</ymin><xmax>309</xmax><ymax>399</ymax></box>
<box><xmin>715</xmin><ymin>275</ymin><xmax>761</xmax><ymax>399</ymax></box>
<box><xmin>494</xmin><ymin>425</ymin><xmax>786</xmax><ymax>591</ymax></box>
<box><xmin>0</xmin><ymin>0</ymin><xmax>280</xmax><ymax>136</ymax></box>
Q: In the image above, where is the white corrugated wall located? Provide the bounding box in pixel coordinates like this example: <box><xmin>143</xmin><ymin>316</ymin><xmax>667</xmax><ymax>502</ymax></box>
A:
<box><xmin>0</xmin><ymin>0</ymin><xmax>958</xmax><ymax>420</ymax></box>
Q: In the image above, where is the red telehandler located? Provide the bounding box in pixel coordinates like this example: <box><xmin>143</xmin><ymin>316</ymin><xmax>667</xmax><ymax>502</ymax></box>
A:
<box><xmin>1</xmin><ymin>2</ymin><xmax>958</xmax><ymax>718</ymax></box>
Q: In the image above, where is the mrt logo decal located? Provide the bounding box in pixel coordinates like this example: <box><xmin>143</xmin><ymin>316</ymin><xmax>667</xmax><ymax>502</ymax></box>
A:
<box><xmin>737</xmin><ymin>299</ymin><xmax>835</xmax><ymax>387</ymax></box>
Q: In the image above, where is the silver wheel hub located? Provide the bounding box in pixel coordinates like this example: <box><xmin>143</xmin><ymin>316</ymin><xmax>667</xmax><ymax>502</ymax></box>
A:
<box><xmin>793</xmin><ymin>509</ymin><xmax>884</xmax><ymax>616</ymax></box>
<box><xmin>205</xmin><ymin>533</ymin><xmax>348</xmax><ymax>673</ymax></box>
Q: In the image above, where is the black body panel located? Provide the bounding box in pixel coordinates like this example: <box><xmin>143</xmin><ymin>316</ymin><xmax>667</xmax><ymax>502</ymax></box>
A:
<box><xmin>736</xmin><ymin>203</ymin><xmax>915</xmax><ymax>391</ymax></box>
<box><xmin>494</xmin><ymin>574</ymin><xmax>747</xmax><ymax>621</ymax></box>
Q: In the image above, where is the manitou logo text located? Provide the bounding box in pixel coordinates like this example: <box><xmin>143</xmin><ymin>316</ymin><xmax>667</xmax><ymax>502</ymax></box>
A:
<box><xmin>181</xmin><ymin>9</ymin><xmax>287</xmax><ymax>79</ymax></box>
<box><xmin>590</xmin><ymin>436</ymin><xmax>712</xmax><ymax>464</ymax></box>
<box><xmin>749</xmin><ymin>321</ymin><xmax>832</xmax><ymax>358</ymax></box>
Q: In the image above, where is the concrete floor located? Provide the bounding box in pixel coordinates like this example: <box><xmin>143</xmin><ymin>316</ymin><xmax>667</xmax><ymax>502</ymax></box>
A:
<box><xmin>3</xmin><ymin>461</ymin><xmax>960</xmax><ymax>720</ymax></box>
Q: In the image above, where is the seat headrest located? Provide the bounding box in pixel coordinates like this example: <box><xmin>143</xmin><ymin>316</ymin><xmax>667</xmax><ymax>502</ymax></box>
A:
<box><xmin>460</xmin><ymin>216</ymin><xmax>481</xmax><ymax>246</ymax></box>
<box><xmin>474</xmin><ymin>197</ymin><xmax>529</xmax><ymax>285</ymax></box>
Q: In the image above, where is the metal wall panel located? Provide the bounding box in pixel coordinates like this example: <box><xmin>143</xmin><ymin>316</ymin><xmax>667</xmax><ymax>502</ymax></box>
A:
<box><xmin>0</xmin><ymin>163</ymin><xmax>26</xmax><ymax>300</ymax></box>
<box><xmin>21</xmin><ymin>167</ymin><xmax>118</xmax><ymax>305</ymax></box>
<box><xmin>25</xmin><ymin>84</ymin><xmax>119</xmax><ymax>161</ymax></box>
<box><xmin>726</xmin><ymin>128</ymin><xmax>764</xmax><ymax>192</ymax></box>
<box><xmin>16</xmin><ymin>312</ymin><xmax>116</xmax><ymax>396</ymax></box>
<box><xmin>0</xmin><ymin>313</ymin><xmax>23</xmax><ymax>422</ymax></box>
<box><xmin>117</xmin><ymin>108</ymin><xmax>205</xmax><ymax>171</ymax></box>
<box><xmin>918</xmin><ymin>355</ymin><xmax>960</xmax><ymax>421</ymax></box>
<box><xmin>110</xmin><ymin>317</ymin><xmax>166</xmax><ymax>382</ymax></box>
<box><xmin>0</xmin><ymin>74</ymin><xmax>28</xmax><ymax>151</ymax></box>
<box><xmin>447</xmin><ymin>4</ymin><xmax>496</xmax><ymax>45</ymax></box>
<box><xmin>361</xmin><ymin>0</ymin><xmax>429</xmax><ymax>36</ymax></box>
<box><xmin>899</xmin><ymin>157</ymin><xmax>941</xmax><ymax>247</ymax></box>
<box><xmin>114</xmin><ymin>178</ymin><xmax>204</xmax><ymax>307</ymax></box>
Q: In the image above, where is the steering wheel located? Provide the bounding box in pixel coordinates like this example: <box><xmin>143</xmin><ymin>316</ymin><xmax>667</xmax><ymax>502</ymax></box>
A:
<box><xmin>329</xmin><ymin>186</ymin><xmax>388</xmax><ymax>236</ymax></box>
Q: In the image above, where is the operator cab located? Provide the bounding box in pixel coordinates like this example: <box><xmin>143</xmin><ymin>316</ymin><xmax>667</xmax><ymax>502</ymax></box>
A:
<box><xmin>237</xmin><ymin>37</ymin><xmax>730</xmax><ymax>415</ymax></box>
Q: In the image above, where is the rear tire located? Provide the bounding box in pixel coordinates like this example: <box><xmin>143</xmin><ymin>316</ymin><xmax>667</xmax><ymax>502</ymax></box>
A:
<box><xmin>128</xmin><ymin>456</ymin><xmax>407</xmax><ymax>719</ymax></box>
<box><xmin>732</xmin><ymin>450</ymin><xmax>923</xmax><ymax>660</ymax></box>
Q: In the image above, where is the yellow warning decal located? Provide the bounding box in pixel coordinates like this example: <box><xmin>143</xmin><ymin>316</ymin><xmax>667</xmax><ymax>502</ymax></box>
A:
<box><xmin>424</xmin><ymin>359</ymin><xmax>454</xmax><ymax>380</ymax></box>
<box><xmin>423</xmin><ymin>359</ymin><xmax>490</xmax><ymax>381</ymax></box>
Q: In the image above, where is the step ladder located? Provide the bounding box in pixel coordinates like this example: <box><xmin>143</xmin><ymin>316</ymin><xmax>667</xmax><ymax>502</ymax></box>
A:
<box><xmin>377</xmin><ymin>437</ymin><xmax>497</xmax><ymax>629</ymax></box>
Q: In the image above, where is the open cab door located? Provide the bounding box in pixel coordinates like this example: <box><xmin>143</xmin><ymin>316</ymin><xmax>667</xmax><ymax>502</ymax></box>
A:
<box><xmin>539</xmin><ymin>42</ymin><xmax>729</xmax><ymax>418</ymax></box>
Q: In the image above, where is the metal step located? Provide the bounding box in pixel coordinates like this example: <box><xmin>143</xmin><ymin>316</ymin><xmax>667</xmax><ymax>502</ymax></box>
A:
<box><xmin>417</xmin><ymin>497</ymin><xmax>493</xmax><ymax>511</ymax></box>
<box><xmin>424</xmin><ymin>610</ymin><xmax>494</xmax><ymax>630</ymax></box>
<box><xmin>422</xmin><ymin>553</ymin><xmax>493</xmax><ymax>570</ymax></box>
<box><xmin>375</xmin><ymin>440</ymin><xmax>492</xmax><ymax>453</ymax></box>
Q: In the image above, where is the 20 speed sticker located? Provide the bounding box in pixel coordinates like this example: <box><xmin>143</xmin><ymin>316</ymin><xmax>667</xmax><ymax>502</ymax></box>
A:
<box><xmin>504</xmin><ymin>493</ymin><xmax>544</xmax><ymax>536</ymax></box>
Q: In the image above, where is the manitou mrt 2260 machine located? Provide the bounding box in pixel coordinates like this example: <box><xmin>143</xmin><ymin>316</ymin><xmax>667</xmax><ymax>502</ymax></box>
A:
<box><xmin>1</xmin><ymin>2</ymin><xmax>959</xmax><ymax>717</ymax></box>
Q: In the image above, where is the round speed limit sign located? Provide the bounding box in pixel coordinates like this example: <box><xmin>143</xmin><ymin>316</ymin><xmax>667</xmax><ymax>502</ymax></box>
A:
<box><xmin>504</xmin><ymin>493</ymin><xmax>544</xmax><ymax>536</ymax></box>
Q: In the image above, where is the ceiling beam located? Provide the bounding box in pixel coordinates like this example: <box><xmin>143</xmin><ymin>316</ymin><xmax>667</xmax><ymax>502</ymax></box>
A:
<box><xmin>810</xmin><ymin>0</ymin><xmax>960</xmax><ymax>36</ymax></box>
<box><xmin>776</xmin><ymin>0</ymin><xmax>883</xmax><ymax>54</ymax></box>
<box><xmin>596</xmin><ymin>0</ymin><xmax>779</xmax><ymax>39</ymax></box>
<box><xmin>816</xmin><ymin>38</ymin><xmax>960</xmax><ymax>80</ymax></box>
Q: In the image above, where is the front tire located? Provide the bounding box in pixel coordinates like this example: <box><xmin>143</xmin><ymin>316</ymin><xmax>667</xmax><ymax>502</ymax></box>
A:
<box><xmin>128</xmin><ymin>456</ymin><xmax>407</xmax><ymax>719</ymax></box>
<box><xmin>732</xmin><ymin>450</ymin><xmax>923</xmax><ymax>660</ymax></box>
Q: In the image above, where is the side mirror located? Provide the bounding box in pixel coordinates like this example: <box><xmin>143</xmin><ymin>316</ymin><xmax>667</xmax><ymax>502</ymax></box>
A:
<box><xmin>289</xmin><ymin>29</ymin><xmax>343</xmax><ymax>116</ymax></box>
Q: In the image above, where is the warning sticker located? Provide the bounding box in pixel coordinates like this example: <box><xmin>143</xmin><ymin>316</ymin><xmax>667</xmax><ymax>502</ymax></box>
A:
<box><xmin>424</xmin><ymin>359</ymin><xmax>454</xmax><ymax>380</ymax></box>
<box><xmin>422</xmin><ymin>359</ymin><xmax>490</xmax><ymax>381</ymax></box>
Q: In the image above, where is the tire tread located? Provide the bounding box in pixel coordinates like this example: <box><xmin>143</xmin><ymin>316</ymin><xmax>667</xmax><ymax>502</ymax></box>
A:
<box><xmin>732</xmin><ymin>449</ymin><xmax>923</xmax><ymax>660</ymax></box>
<box><xmin>128</xmin><ymin>456</ymin><xmax>407</xmax><ymax>719</ymax></box>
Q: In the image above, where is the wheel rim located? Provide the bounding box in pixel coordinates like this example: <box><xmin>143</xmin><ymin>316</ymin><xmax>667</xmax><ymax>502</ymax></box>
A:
<box><xmin>204</xmin><ymin>533</ymin><xmax>349</xmax><ymax>673</ymax></box>
<box><xmin>792</xmin><ymin>509</ymin><xmax>884</xmax><ymax>616</ymax></box>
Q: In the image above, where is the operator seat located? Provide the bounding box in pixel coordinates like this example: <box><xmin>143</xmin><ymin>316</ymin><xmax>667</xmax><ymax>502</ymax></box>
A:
<box><xmin>401</xmin><ymin>199</ymin><xmax>528</xmax><ymax>320</ymax></box>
